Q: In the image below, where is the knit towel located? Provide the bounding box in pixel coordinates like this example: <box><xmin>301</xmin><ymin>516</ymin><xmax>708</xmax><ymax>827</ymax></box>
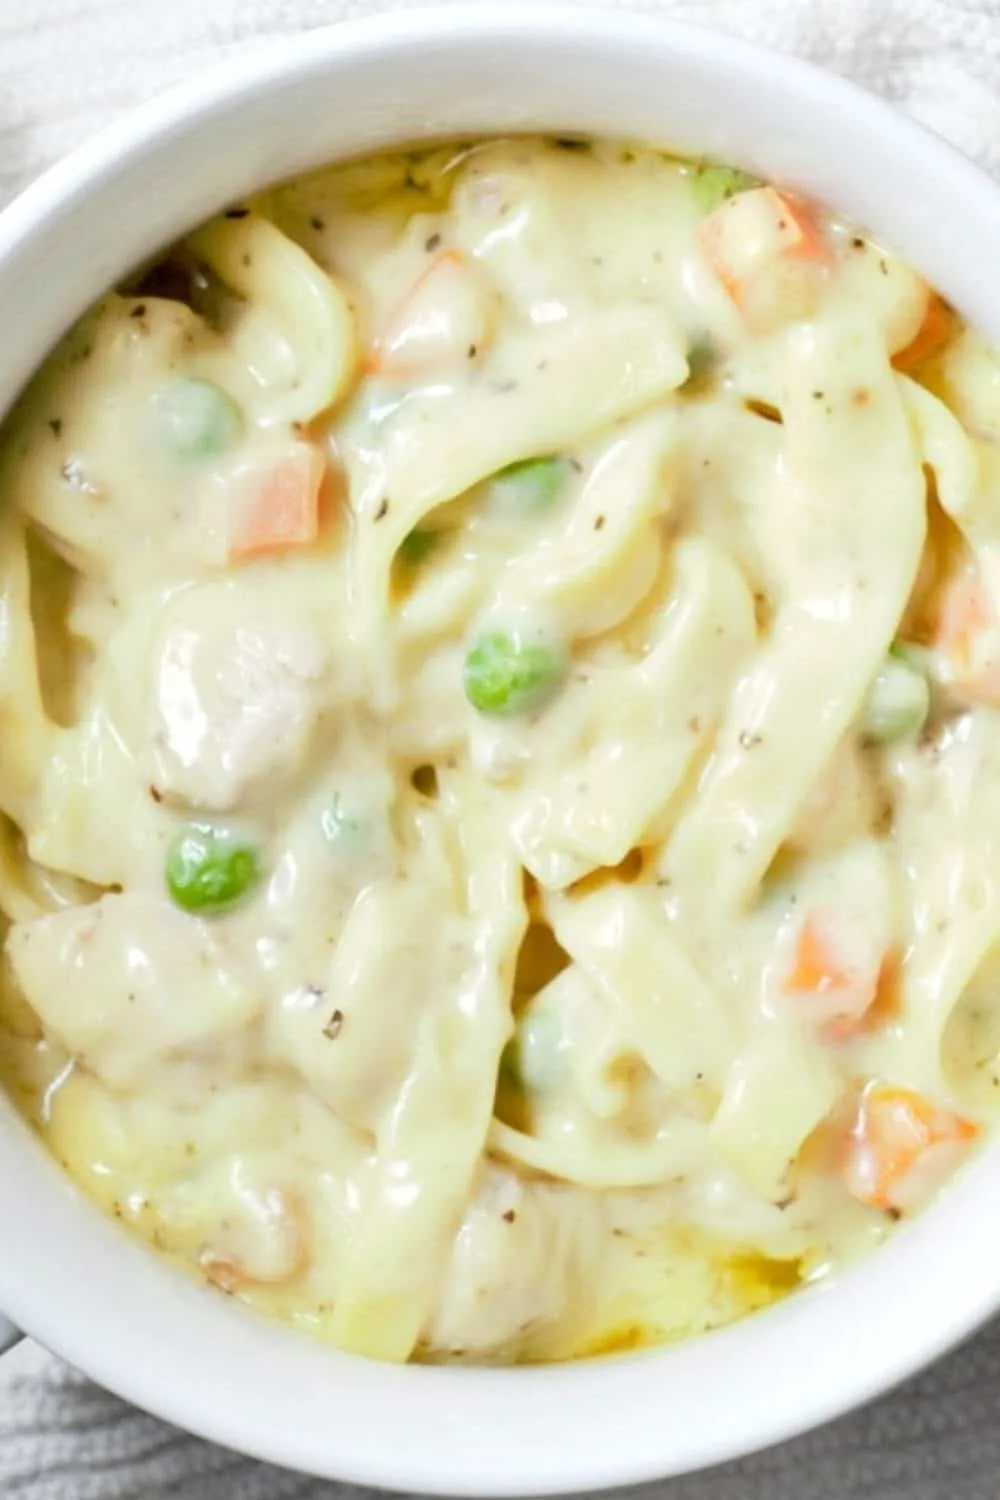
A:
<box><xmin>1</xmin><ymin>3</ymin><xmax>1000</xmax><ymax>1497</ymax></box>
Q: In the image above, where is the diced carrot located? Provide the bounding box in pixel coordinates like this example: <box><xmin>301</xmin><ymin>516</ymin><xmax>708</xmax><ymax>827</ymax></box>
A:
<box><xmin>862</xmin><ymin>952</ymin><xmax>900</xmax><ymax>1030</ymax></box>
<box><xmin>843</xmin><ymin>1083</ymin><xmax>977</xmax><ymax>1212</ymax></box>
<box><xmin>892</xmin><ymin>290</ymin><xmax>956</xmax><ymax>373</ymax></box>
<box><xmin>825</xmin><ymin>951</ymin><xmax>901</xmax><ymax>1042</ymax></box>
<box><xmin>783</xmin><ymin>916</ymin><xmax>888</xmax><ymax>1041</ymax></box>
<box><xmin>929</xmin><ymin>564</ymin><xmax>1000</xmax><ymax>707</ymax></box>
<box><xmin>699</xmin><ymin>187</ymin><xmax>830</xmax><ymax>307</ymax></box>
<box><xmin>785</xmin><ymin>916</ymin><xmax>853</xmax><ymax>994</ymax></box>
<box><xmin>778</xmin><ymin>193</ymin><xmax>830</xmax><ymax>264</ymax></box>
<box><xmin>935</xmin><ymin>569</ymin><xmax>989</xmax><ymax>668</ymax></box>
<box><xmin>926</xmin><ymin>557</ymin><xmax>1000</xmax><ymax>705</ymax></box>
<box><xmin>228</xmin><ymin>444</ymin><xmax>324</xmax><ymax>561</ymax></box>
<box><xmin>365</xmin><ymin>250</ymin><xmax>485</xmax><ymax>377</ymax></box>
<box><xmin>796</xmin><ymin>1091</ymin><xmax>859</xmax><ymax>1178</ymax></box>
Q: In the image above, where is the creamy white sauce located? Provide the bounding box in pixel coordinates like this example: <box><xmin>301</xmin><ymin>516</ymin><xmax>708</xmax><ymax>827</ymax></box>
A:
<box><xmin>0</xmin><ymin>137</ymin><xmax>995</xmax><ymax>1365</ymax></box>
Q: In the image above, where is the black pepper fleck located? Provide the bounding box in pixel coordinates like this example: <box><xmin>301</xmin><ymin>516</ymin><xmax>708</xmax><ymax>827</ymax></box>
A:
<box><xmin>594</xmin><ymin>514</ymin><xmax>606</xmax><ymax>531</ymax></box>
<box><xmin>310</xmin><ymin>215</ymin><xmax>325</xmax><ymax>231</ymax></box>
<box><xmin>129</xmin><ymin>304</ymin><xmax>147</xmax><ymax>319</ymax></box>
<box><xmin>739</xmin><ymin>730</ymin><xmax>763</xmax><ymax>750</ymax></box>
<box><xmin>47</xmin><ymin>418</ymin><xmax>62</xmax><ymax>437</ymax></box>
<box><xmin>323</xmin><ymin>1008</ymin><xmax>345</xmax><ymax>1040</ymax></box>
<box><xmin>425</xmin><ymin>232</ymin><xmax>442</xmax><ymax>253</ymax></box>
<box><xmin>374</xmin><ymin>498</ymin><xmax>389</xmax><ymax>522</ymax></box>
<box><xmin>502</xmin><ymin>1209</ymin><xmax>516</xmax><ymax>1223</ymax></box>
<box><xmin>149</xmin><ymin>784</ymin><xmax>163</xmax><ymax>804</ymax></box>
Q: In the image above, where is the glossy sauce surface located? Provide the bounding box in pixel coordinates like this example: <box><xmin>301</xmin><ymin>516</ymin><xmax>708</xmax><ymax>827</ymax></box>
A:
<box><xmin>0</xmin><ymin>138</ymin><xmax>996</xmax><ymax>1364</ymax></box>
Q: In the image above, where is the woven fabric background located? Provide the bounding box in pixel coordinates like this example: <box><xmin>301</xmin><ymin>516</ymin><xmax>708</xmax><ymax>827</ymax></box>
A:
<box><xmin>1</xmin><ymin>1</ymin><xmax>1000</xmax><ymax>1495</ymax></box>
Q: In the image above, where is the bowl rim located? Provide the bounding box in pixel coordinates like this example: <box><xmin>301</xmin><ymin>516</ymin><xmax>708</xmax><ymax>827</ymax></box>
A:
<box><xmin>2</xmin><ymin>4</ymin><xmax>1000</xmax><ymax>1494</ymax></box>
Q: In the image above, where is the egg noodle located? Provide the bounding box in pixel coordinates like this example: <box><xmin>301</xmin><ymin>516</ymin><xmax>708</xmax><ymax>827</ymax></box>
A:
<box><xmin>0</xmin><ymin>138</ymin><xmax>997</xmax><ymax>1364</ymax></box>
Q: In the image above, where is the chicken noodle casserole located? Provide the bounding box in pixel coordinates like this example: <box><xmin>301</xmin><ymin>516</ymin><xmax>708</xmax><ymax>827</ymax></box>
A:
<box><xmin>0</xmin><ymin>138</ymin><xmax>994</xmax><ymax>1363</ymax></box>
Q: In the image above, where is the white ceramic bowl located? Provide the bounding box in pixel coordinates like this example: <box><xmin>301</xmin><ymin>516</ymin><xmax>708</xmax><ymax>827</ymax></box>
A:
<box><xmin>2</xmin><ymin>6</ymin><xmax>1000</xmax><ymax>1492</ymax></box>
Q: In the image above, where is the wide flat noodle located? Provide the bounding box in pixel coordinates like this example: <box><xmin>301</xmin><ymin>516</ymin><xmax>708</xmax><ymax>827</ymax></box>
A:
<box><xmin>547</xmin><ymin>883</ymin><xmax>732</xmax><ymax>1095</ymax></box>
<box><xmin>2</xmin><ymin>135</ymin><xmax>995</xmax><ymax>1368</ymax></box>
<box><xmin>661</xmin><ymin>321</ymin><xmax>927</xmax><ymax>913</ymax></box>
<box><xmin>330</xmin><ymin>811</ymin><xmax>526</xmax><ymax>1361</ymax></box>
<box><xmin>710</xmin><ymin>1022</ymin><xmax>843</xmax><ymax>1200</ymax></box>
<box><xmin>861</xmin><ymin>717</ymin><xmax>1000</xmax><ymax>1103</ymax></box>
<box><xmin>187</xmin><ymin>212</ymin><xmax>357</xmax><ymax>423</ymax></box>
<box><xmin>901</xmin><ymin>376</ymin><xmax>997</xmax><ymax>550</ymax></box>
<box><xmin>0</xmin><ymin>515</ymin><xmax>57</xmax><ymax>828</ymax></box>
<box><xmin>512</xmin><ymin>537</ymin><xmax>756</xmax><ymax>887</ymax></box>
<box><xmin>488</xmin><ymin>1118</ymin><xmax>705</xmax><ymax>1190</ymax></box>
<box><xmin>494</xmin><ymin>410</ymin><xmax>675</xmax><ymax>640</ymax></box>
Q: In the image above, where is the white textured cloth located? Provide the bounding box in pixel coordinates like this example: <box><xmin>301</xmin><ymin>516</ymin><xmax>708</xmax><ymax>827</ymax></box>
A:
<box><xmin>2</xmin><ymin>1</ymin><xmax>1000</xmax><ymax>1496</ymax></box>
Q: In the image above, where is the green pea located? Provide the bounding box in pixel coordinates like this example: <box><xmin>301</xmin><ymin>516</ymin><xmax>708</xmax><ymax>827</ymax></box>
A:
<box><xmin>502</xmin><ymin>1007</ymin><xmax>568</xmax><ymax>1093</ymax></box>
<box><xmin>321</xmin><ymin>793</ymin><xmax>367</xmax><ymax>851</ymax></box>
<box><xmin>500</xmin><ymin>1036</ymin><xmax>519</xmax><ymax>1084</ymax></box>
<box><xmin>690</xmin><ymin>163</ymin><xmax>758</xmax><ymax>215</ymax></box>
<box><xmin>165</xmin><ymin>825</ymin><xmax>259</xmax><ymax>914</ymax></box>
<box><xmin>889</xmin><ymin>639</ymin><xmax>934</xmax><ymax>676</ymax></box>
<box><xmin>464</xmin><ymin>626</ymin><xmax>568</xmax><ymax>717</ymax></box>
<box><xmin>151</xmin><ymin>377</ymin><xmax>242</xmax><ymax>462</ymax></box>
<box><xmin>489</xmin><ymin>456</ymin><xmax>569</xmax><ymax>515</ymax></box>
<box><xmin>684</xmin><ymin>336</ymin><xmax>718</xmax><ymax>388</ymax></box>
<box><xmin>398</xmin><ymin>528</ymin><xmax>439</xmax><ymax>566</ymax></box>
<box><xmin>861</xmin><ymin>650</ymin><xmax>930</xmax><ymax>743</ymax></box>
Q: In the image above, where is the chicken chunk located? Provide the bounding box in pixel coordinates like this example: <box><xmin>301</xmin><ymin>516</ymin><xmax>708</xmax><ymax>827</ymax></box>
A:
<box><xmin>6</xmin><ymin>893</ymin><xmax>260</xmax><ymax>1093</ymax></box>
<box><xmin>422</xmin><ymin>1167</ymin><xmax>603</xmax><ymax>1360</ymax></box>
<box><xmin>148</xmin><ymin>580</ymin><xmax>329</xmax><ymax>812</ymax></box>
